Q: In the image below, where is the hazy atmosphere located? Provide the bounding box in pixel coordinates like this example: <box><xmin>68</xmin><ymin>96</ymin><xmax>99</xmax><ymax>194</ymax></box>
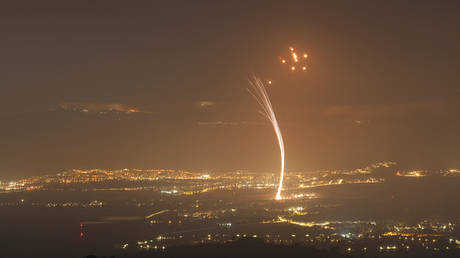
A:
<box><xmin>2</xmin><ymin>2</ymin><xmax>460</xmax><ymax>258</ymax></box>
<box><xmin>2</xmin><ymin>1</ymin><xmax>460</xmax><ymax>179</ymax></box>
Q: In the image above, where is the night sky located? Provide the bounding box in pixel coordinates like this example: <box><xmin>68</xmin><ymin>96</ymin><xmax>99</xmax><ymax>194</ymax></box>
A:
<box><xmin>1</xmin><ymin>1</ymin><xmax>460</xmax><ymax>178</ymax></box>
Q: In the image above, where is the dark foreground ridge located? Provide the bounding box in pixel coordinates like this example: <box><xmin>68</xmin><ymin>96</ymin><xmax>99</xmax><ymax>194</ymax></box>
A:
<box><xmin>84</xmin><ymin>238</ymin><xmax>345</xmax><ymax>258</ymax></box>
<box><xmin>83</xmin><ymin>238</ymin><xmax>460</xmax><ymax>258</ymax></box>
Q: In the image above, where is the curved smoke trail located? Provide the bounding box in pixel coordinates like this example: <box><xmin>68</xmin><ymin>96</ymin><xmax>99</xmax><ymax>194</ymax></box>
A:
<box><xmin>248</xmin><ymin>76</ymin><xmax>285</xmax><ymax>200</ymax></box>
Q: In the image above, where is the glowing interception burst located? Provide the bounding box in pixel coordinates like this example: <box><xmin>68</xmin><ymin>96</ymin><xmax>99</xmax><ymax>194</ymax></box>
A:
<box><xmin>280</xmin><ymin>46</ymin><xmax>309</xmax><ymax>72</ymax></box>
<box><xmin>248</xmin><ymin>76</ymin><xmax>285</xmax><ymax>200</ymax></box>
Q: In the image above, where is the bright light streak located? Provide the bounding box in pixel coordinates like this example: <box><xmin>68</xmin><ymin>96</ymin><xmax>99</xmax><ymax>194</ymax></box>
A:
<box><xmin>278</xmin><ymin>216</ymin><xmax>331</xmax><ymax>227</ymax></box>
<box><xmin>248</xmin><ymin>76</ymin><xmax>285</xmax><ymax>200</ymax></box>
<box><xmin>145</xmin><ymin>209</ymin><xmax>170</xmax><ymax>219</ymax></box>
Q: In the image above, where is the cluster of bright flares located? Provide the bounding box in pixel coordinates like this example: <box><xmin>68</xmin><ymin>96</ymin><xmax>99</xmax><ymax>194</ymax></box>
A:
<box><xmin>280</xmin><ymin>46</ymin><xmax>308</xmax><ymax>72</ymax></box>
<box><xmin>248</xmin><ymin>76</ymin><xmax>285</xmax><ymax>200</ymax></box>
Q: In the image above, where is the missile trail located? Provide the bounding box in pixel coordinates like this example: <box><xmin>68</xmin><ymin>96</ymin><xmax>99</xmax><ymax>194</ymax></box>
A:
<box><xmin>248</xmin><ymin>76</ymin><xmax>285</xmax><ymax>200</ymax></box>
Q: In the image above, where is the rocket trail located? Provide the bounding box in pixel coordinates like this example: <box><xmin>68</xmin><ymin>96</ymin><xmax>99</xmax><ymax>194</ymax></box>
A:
<box><xmin>248</xmin><ymin>76</ymin><xmax>285</xmax><ymax>200</ymax></box>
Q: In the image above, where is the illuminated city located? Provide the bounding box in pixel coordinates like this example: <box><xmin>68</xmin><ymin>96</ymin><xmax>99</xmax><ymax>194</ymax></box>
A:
<box><xmin>2</xmin><ymin>162</ymin><xmax>460</xmax><ymax>257</ymax></box>
<box><xmin>0</xmin><ymin>162</ymin><xmax>395</xmax><ymax>195</ymax></box>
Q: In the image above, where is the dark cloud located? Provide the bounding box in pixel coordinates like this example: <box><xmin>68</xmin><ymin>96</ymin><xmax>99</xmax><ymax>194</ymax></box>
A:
<box><xmin>52</xmin><ymin>102</ymin><xmax>150</xmax><ymax>115</ymax></box>
<box><xmin>323</xmin><ymin>100</ymin><xmax>456</xmax><ymax>119</ymax></box>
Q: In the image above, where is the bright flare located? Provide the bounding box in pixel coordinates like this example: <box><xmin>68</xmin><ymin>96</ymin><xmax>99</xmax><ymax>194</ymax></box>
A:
<box><xmin>282</xmin><ymin>46</ymin><xmax>309</xmax><ymax>72</ymax></box>
<box><xmin>248</xmin><ymin>76</ymin><xmax>285</xmax><ymax>200</ymax></box>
